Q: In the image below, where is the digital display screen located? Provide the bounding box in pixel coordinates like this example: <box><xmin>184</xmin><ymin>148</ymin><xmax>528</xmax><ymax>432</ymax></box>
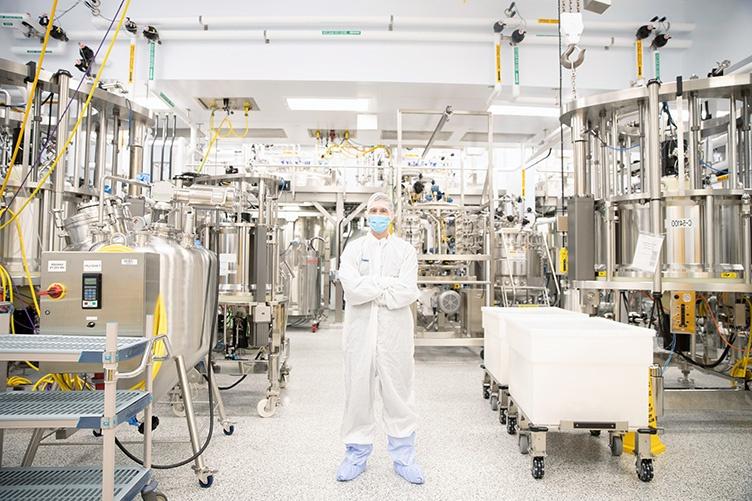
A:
<box><xmin>84</xmin><ymin>277</ymin><xmax>98</xmax><ymax>285</ymax></box>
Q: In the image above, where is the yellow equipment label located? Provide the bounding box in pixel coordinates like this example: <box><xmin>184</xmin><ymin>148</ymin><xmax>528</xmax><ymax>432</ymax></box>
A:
<box><xmin>128</xmin><ymin>41</ymin><xmax>135</xmax><ymax>84</ymax></box>
<box><xmin>537</xmin><ymin>18</ymin><xmax>559</xmax><ymax>24</ymax></box>
<box><xmin>495</xmin><ymin>42</ymin><xmax>502</xmax><ymax>84</ymax></box>
<box><xmin>559</xmin><ymin>248</ymin><xmax>568</xmax><ymax>274</ymax></box>
<box><xmin>521</xmin><ymin>169</ymin><xmax>526</xmax><ymax>197</ymax></box>
<box><xmin>597</xmin><ymin>270</ymin><xmax>607</xmax><ymax>278</ymax></box>
<box><xmin>721</xmin><ymin>272</ymin><xmax>738</xmax><ymax>279</ymax></box>
<box><xmin>635</xmin><ymin>39</ymin><xmax>644</xmax><ymax>80</ymax></box>
<box><xmin>670</xmin><ymin>290</ymin><xmax>696</xmax><ymax>334</ymax></box>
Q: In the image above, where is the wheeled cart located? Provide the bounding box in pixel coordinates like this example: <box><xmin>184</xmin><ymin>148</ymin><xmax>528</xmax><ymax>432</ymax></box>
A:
<box><xmin>492</xmin><ymin>314</ymin><xmax>657</xmax><ymax>481</ymax></box>
<box><xmin>0</xmin><ymin>324</ymin><xmax>165</xmax><ymax>500</ymax></box>
<box><xmin>481</xmin><ymin>307</ymin><xmax>587</xmax><ymax>426</ymax></box>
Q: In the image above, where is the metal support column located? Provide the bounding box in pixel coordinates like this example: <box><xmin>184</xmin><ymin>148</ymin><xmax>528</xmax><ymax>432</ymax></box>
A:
<box><xmin>646</xmin><ymin>80</ymin><xmax>663</xmax><ymax>294</ymax></box>
<box><xmin>50</xmin><ymin>70</ymin><xmax>71</xmax><ymax>251</ymax></box>
<box><xmin>128</xmin><ymin>118</ymin><xmax>145</xmax><ymax>195</ymax></box>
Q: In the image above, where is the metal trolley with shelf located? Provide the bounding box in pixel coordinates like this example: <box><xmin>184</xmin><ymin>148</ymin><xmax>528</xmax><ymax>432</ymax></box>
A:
<box><xmin>0</xmin><ymin>322</ymin><xmax>166</xmax><ymax>501</ymax></box>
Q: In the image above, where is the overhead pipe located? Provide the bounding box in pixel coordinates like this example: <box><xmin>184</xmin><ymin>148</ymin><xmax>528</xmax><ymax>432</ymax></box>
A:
<box><xmin>67</xmin><ymin>30</ymin><xmax>693</xmax><ymax>49</ymax></box>
<box><xmin>90</xmin><ymin>15</ymin><xmax>695</xmax><ymax>33</ymax></box>
<box><xmin>159</xmin><ymin>112</ymin><xmax>168</xmax><ymax>181</ymax></box>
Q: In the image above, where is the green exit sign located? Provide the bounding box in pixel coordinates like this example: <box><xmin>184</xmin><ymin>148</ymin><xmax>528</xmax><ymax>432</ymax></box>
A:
<box><xmin>321</xmin><ymin>30</ymin><xmax>362</xmax><ymax>36</ymax></box>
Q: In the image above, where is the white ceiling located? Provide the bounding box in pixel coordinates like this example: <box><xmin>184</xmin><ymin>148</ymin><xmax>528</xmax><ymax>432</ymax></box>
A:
<box><xmin>152</xmin><ymin>78</ymin><xmax>577</xmax><ymax>146</ymax></box>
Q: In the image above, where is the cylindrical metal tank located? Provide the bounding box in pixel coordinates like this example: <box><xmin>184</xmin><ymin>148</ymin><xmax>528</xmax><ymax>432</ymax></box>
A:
<box><xmin>285</xmin><ymin>240</ymin><xmax>322</xmax><ymax>319</ymax></box>
<box><xmin>211</xmin><ymin>223</ymin><xmax>253</xmax><ymax>293</ymax></box>
<box><xmin>132</xmin><ymin>226</ymin><xmax>217</xmax><ymax>400</ymax></box>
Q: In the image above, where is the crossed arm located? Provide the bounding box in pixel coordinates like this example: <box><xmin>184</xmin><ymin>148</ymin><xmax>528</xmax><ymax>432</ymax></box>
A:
<box><xmin>338</xmin><ymin>243</ymin><xmax>420</xmax><ymax>310</ymax></box>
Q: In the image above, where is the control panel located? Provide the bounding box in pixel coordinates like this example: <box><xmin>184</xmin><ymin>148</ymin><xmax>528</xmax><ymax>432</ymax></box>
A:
<box><xmin>81</xmin><ymin>273</ymin><xmax>102</xmax><ymax>309</ymax></box>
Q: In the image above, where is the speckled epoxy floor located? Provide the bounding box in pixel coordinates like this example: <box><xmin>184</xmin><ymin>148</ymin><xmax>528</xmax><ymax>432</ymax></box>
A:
<box><xmin>2</xmin><ymin>323</ymin><xmax>752</xmax><ymax>500</ymax></box>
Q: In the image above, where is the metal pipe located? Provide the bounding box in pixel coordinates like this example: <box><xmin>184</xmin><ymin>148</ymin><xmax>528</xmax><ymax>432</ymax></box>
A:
<box><xmin>647</xmin><ymin>80</ymin><xmax>663</xmax><ymax>293</ymax></box>
<box><xmin>168</xmin><ymin>114</ymin><xmax>177</xmax><ymax>179</ymax></box>
<box><xmin>110</xmin><ymin>109</ymin><xmax>120</xmax><ymax>182</ymax></box>
<box><xmin>94</xmin><ymin>108</ymin><xmax>107</xmax><ymax>192</ymax></box>
<box><xmin>30</xmin><ymin>86</ymin><xmax>42</xmax><ymax>182</ymax></box>
<box><xmin>743</xmin><ymin>194</ymin><xmax>751</xmax><ymax>285</ymax></box>
<box><xmin>705</xmin><ymin>194</ymin><xmax>716</xmax><ymax>275</ymax></box>
<box><xmin>728</xmin><ymin>93</ymin><xmax>738</xmax><ymax>188</ymax></box>
<box><xmin>149</xmin><ymin>115</ymin><xmax>159</xmax><ymax>182</ymax></box>
<box><xmin>83</xmin><ymin>103</ymin><xmax>93</xmax><ymax>190</ymax></box>
<box><xmin>98</xmin><ymin>175</ymin><xmax>150</xmax><ymax>225</ymax></box>
<box><xmin>571</xmin><ymin>109</ymin><xmax>588</xmax><ymax>196</ymax></box>
<box><xmin>486</xmin><ymin>112</ymin><xmax>495</xmax><ymax>307</ymax></box>
<box><xmin>174</xmin><ymin>355</ymin><xmax>208</xmax><ymax>474</ymax></box>
<box><xmin>421</xmin><ymin>105</ymin><xmax>452</xmax><ymax>160</ymax></box>
<box><xmin>638</xmin><ymin>101</ymin><xmax>648</xmax><ymax>194</ymax></box>
<box><xmin>50</xmin><ymin>70</ymin><xmax>71</xmax><ymax>251</ymax></box>
<box><xmin>159</xmin><ymin>112</ymin><xmax>168</xmax><ymax>181</ymax></box>
<box><xmin>128</xmin><ymin>118</ymin><xmax>145</xmax><ymax>196</ymax></box>
<box><xmin>688</xmin><ymin>94</ymin><xmax>701</xmax><ymax>189</ymax></box>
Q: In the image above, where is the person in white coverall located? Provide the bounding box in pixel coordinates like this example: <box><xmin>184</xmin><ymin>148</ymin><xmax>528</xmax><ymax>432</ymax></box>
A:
<box><xmin>335</xmin><ymin>192</ymin><xmax>424</xmax><ymax>484</ymax></box>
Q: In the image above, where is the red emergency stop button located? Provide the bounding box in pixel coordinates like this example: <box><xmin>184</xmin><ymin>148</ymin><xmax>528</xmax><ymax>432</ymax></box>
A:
<box><xmin>41</xmin><ymin>283</ymin><xmax>66</xmax><ymax>300</ymax></box>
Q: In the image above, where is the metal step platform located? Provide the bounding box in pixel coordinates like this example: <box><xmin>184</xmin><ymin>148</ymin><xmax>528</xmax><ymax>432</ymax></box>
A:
<box><xmin>0</xmin><ymin>466</ymin><xmax>150</xmax><ymax>501</ymax></box>
<box><xmin>0</xmin><ymin>390</ymin><xmax>151</xmax><ymax>429</ymax></box>
<box><xmin>0</xmin><ymin>335</ymin><xmax>149</xmax><ymax>363</ymax></box>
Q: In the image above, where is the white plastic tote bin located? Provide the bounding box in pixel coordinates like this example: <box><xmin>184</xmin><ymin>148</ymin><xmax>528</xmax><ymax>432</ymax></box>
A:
<box><xmin>506</xmin><ymin>315</ymin><xmax>654</xmax><ymax>428</ymax></box>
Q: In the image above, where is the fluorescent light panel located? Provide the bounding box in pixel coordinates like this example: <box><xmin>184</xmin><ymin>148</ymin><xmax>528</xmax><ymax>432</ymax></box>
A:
<box><xmin>487</xmin><ymin>104</ymin><xmax>560</xmax><ymax>118</ymax></box>
<box><xmin>287</xmin><ymin>97</ymin><xmax>370</xmax><ymax>112</ymax></box>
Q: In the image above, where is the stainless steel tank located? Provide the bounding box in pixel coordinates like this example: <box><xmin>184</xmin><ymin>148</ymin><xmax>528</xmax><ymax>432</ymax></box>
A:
<box><xmin>132</xmin><ymin>226</ymin><xmax>217</xmax><ymax>400</ymax></box>
<box><xmin>211</xmin><ymin>223</ymin><xmax>253</xmax><ymax>293</ymax></box>
<box><xmin>284</xmin><ymin>240</ymin><xmax>322</xmax><ymax>319</ymax></box>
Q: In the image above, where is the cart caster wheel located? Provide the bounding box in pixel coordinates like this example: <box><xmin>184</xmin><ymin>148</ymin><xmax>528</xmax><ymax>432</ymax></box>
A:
<box><xmin>480</xmin><ymin>348</ymin><xmax>485</xmax><ymax>360</ymax></box>
<box><xmin>499</xmin><ymin>408</ymin><xmax>507</xmax><ymax>425</ymax></box>
<box><xmin>311</xmin><ymin>323</ymin><xmax>319</xmax><ymax>333</ymax></box>
<box><xmin>531</xmin><ymin>457</ymin><xmax>545</xmax><ymax>480</ymax></box>
<box><xmin>506</xmin><ymin>417</ymin><xmax>517</xmax><ymax>435</ymax></box>
<box><xmin>636</xmin><ymin>458</ymin><xmax>654</xmax><ymax>482</ymax></box>
<box><xmin>257</xmin><ymin>398</ymin><xmax>276</xmax><ymax>418</ymax></box>
<box><xmin>518</xmin><ymin>434</ymin><xmax>530</xmax><ymax>455</ymax></box>
<box><xmin>198</xmin><ymin>475</ymin><xmax>214</xmax><ymax>488</ymax></box>
<box><xmin>490</xmin><ymin>394</ymin><xmax>499</xmax><ymax>412</ymax></box>
<box><xmin>171</xmin><ymin>402</ymin><xmax>186</xmax><ymax>418</ymax></box>
<box><xmin>92</xmin><ymin>429</ymin><xmax>102</xmax><ymax>437</ymax></box>
<box><xmin>590</xmin><ymin>430</ymin><xmax>601</xmax><ymax>437</ymax></box>
<box><xmin>610</xmin><ymin>436</ymin><xmax>623</xmax><ymax>457</ymax></box>
<box><xmin>482</xmin><ymin>384</ymin><xmax>491</xmax><ymax>400</ymax></box>
<box><xmin>223</xmin><ymin>425</ymin><xmax>235</xmax><ymax>436</ymax></box>
<box><xmin>279</xmin><ymin>375</ymin><xmax>288</xmax><ymax>389</ymax></box>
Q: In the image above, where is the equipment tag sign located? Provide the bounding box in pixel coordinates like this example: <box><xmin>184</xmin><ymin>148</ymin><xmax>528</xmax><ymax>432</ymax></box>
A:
<box><xmin>83</xmin><ymin>260</ymin><xmax>102</xmax><ymax>272</ymax></box>
<box><xmin>631</xmin><ymin>232</ymin><xmax>664</xmax><ymax>272</ymax></box>
<box><xmin>47</xmin><ymin>260</ymin><xmax>66</xmax><ymax>272</ymax></box>
<box><xmin>121</xmin><ymin>258</ymin><xmax>138</xmax><ymax>266</ymax></box>
<box><xmin>667</xmin><ymin>218</ymin><xmax>694</xmax><ymax>229</ymax></box>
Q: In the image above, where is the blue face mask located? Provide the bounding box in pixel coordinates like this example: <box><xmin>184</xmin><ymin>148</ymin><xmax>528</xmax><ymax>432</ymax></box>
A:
<box><xmin>368</xmin><ymin>215</ymin><xmax>391</xmax><ymax>234</ymax></box>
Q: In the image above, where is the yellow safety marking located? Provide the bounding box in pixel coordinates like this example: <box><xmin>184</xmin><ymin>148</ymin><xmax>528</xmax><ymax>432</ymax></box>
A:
<box><xmin>559</xmin><ymin>248</ymin><xmax>568</xmax><ymax>274</ymax></box>
<box><xmin>128</xmin><ymin>40</ymin><xmax>135</xmax><ymax>84</ymax></box>
<box><xmin>721</xmin><ymin>272</ymin><xmax>738</xmax><ymax>279</ymax></box>
<box><xmin>495</xmin><ymin>42</ymin><xmax>502</xmax><ymax>84</ymax></box>
<box><xmin>623</xmin><ymin>369</ymin><xmax>667</xmax><ymax>456</ymax></box>
<box><xmin>537</xmin><ymin>18</ymin><xmax>559</xmax><ymax>24</ymax></box>
<box><xmin>636</xmin><ymin>39</ymin><xmax>644</xmax><ymax>80</ymax></box>
<box><xmin>521</xmin><ymin>169</ymin><xmax>526</xmax><ymax>197</ymax></box>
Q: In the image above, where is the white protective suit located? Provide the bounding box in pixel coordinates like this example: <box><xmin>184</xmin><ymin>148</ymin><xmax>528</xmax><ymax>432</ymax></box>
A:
<box><xmin>338</xmin><ymin>231</ymin><xmax>421</xmax><ymax>444</ymax></box>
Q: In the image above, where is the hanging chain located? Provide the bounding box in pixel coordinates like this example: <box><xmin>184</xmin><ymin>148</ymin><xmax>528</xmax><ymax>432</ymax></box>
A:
<box><xmin>571</xmin><ymin>64</ymin><xmax>577</xmax><ymax>100</ymax></box>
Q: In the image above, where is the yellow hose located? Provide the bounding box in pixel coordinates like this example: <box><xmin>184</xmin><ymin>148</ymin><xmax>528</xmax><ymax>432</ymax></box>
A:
<box><xmin>0</xmin><ymin>0</ymin><xmax>59</xmax><ymax>198</ymax></box>
<box><xmin>0</xmin><ymin>0</ymin><xmax>133</xmax><ymax>230</ymax></box>
<box><xmin>197</xmin><ymin>115</ymin><xmax>230</xmax><ymax>173</ymax></box>
<box><xmin>7</xmin><ymin>208</ymin><xmax>41</xmax><ymax>316</ymax></box>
